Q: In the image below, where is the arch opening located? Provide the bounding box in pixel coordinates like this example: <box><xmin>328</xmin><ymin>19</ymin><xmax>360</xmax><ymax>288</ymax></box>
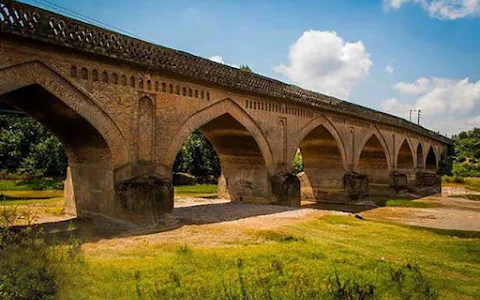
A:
<box><xmin>171</xmin><ymin>113</ymin><xmax>269</xmax><ymax>203</ymax></box>
<box><xmin>1</xmin><ymin>84</ymin><xmax>113</xmax><ymax>216</ymax></box>
<box><xmin>358</xmin><ymin>135</ymin><xmax>389</xmax><ymax>184</ymax></box>
<box><xmin>296</xmin><ymin>125</ymin><xmax>346</xmax><ymax>202</ymax></box>
<box><xmin>426</xmin><ymin>147</ymin><xmax>437</xmax><ymax>170</ymax></box>
<box><xmin>397</xmin><ymin>139</ymin><xmax>414</xmax><ymax>171</ymax></box>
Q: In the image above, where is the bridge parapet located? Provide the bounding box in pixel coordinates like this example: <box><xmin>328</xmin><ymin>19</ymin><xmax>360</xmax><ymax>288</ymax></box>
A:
<box><xmin>0</xmin><ymin>0</ymin><xmax>451</xmax><ymax>145</ymax></box>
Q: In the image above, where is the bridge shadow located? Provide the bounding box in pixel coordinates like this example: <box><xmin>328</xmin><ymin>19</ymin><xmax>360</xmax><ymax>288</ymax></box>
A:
<box><xmin>10</xmin><ymin>198</ymin><xmax>379</xmax><ymax>244</ymax></box>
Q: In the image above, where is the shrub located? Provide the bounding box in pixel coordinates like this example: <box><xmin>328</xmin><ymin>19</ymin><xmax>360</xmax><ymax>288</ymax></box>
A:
<box><xmin>0</xmin><ymin>207</ymin><xmax>80</xmax><ymax>300</ymax></box>
<box><xmin>326</xmin><ymin>271</ymin><xmax>375</xmax><ymax>300</ymax></box>
<box><xmin>452</xmin><ymin>162</ymin><xmax>480</xmax><ymax>177</ymax></box>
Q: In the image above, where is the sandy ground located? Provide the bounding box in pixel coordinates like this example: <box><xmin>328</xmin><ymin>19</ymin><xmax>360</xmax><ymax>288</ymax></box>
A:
<box><xmin>360</xmin><ymin>196</ymin><xmax>480</xmax><ymax>232</ymax></box>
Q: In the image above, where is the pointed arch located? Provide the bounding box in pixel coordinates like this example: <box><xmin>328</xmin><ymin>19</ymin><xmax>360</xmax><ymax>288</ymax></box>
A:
<box><xmin>0</xmin><ymin>61</ymin><xmax>129</xmax><ymax>167</ymax></box>
<box><xmin>163</xmin><ymin>98</ymin><xmax>273</xmax><ymax>167</ymax></box>
<box><xmin>395</xmin><ymin>136</ymin><xmax>415</xmax><ymax>170</ymax></box>
<box><xmin>425</xmin><ymin>145</ymin><xmax>438</xmax><ymax>170</ymax></box>
<box><xmin>293</xmin><ymin>115</ymin><xmax>348</xmax><ymax>171</ymax></box>
<box><xmin>355</xmin><ymin>127</ymin><xmax>391</xmax><ymax>171</ymax></box>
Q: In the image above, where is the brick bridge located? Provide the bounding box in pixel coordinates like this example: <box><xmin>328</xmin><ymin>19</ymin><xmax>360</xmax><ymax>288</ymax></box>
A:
<box><xmin>0</xmin><ymin>1</ymin><xmax>451</xmax><ymax>225</ymax></box>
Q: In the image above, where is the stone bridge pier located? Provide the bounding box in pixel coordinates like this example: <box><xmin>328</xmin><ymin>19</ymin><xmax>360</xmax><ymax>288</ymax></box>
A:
<box><xmin>0</xmin><ymin>1</ymin><xmax>450</xmax><ymax>226</ymax></box>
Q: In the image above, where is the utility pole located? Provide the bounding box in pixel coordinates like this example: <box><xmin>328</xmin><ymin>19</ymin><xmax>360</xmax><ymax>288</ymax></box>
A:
<box><xmin>409</xmin><ymin>109</ymin><xmax>422</xmax><ymax>125</ymax></box>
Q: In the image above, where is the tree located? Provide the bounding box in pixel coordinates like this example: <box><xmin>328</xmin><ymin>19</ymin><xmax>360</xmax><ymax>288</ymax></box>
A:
<box><xmin>239</xmin><ymin>65</ymin><xmax>253</xmax><ymax>73</ymax></box>
<box><xmin>0</xmin><ymin>114</ymin><xmax>67</xmax><ymax>177</ymax></box>
<box><xmin>450</xmin><ymin>127</ymin><xmax>480</xmax><ymax>177</ymax></box>
<box><xmin>293</xmin><ymin>149</ymin><xmax>304</xmax><ymax>174</ymax></box>
<box><xmin>173</xmin><ymin>130</ymin><xmax>220</xmax><ymax>181</ymax></box>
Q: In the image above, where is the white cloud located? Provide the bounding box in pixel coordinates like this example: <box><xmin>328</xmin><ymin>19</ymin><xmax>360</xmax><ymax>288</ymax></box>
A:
<box><xmin>274</xmin><ymin>30</ymin><xmax>372</xmax><ymax>99</ymax></box>
<box><xmin>383</xmin><ymin>0</ymin><xmax>480</xmax><ymax>20</ymax></box>
<box><xmin>209</xmin><ymin>55</ymin><xmax>239</xmax><ymax>68</ymax></box>
<box><xmin>385</xmin><ymin>63</ymin><xmax>394</xmax><ymax>74</ymax></box>
<box><xmin>394</xmin><ymin>77</ymin><xmax>432</xmax><ymax>95</ymax></box>
<box><xmin>381</xmin><ymin>97</ymin><xmax>412</xmax><ymax>113</ymax></box>
<box><xmin>209</xmin><ymin>55</ymin><xmax>225</xmax><ymax>64</ymax></box>
<box><xmin>381</xmin><ymin>77</ymin><xmax>480</xmax><ymax>135</ymax></box>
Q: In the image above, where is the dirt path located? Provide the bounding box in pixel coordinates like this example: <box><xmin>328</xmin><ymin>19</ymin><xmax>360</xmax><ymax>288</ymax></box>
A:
<box><xmin>360</xmin><ymin>195</ymin><xmax>480</xmax><ymax>232</ymax></box>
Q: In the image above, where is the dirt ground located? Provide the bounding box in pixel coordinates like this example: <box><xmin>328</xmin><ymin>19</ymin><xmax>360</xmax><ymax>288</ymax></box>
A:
<box><xmin>360</xmin><ymin>196</ymin><xmax>480</xmax><ymax>232</ymax></box>
<box><xmin>18</xmin><ymin>187</ymin><xmax>480</xmax><ymax>252</ymax></box>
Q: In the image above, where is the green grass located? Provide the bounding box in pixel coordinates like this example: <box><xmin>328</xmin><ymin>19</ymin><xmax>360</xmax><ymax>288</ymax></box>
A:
<box><xmin>52</xmin><ymin>215</ymin><xmax>480</xmax><ymax>299</ymax></box>
<box><xmin>384</xmin><ymin>199</ymin><xmax>434</xmax><ymax>208</ymax></box>
<box><xmin>0</xmin><ymin>179</ymin><xmax>63</xmax><ymax>191</ymax></box>
<box><xmin>0</xmin><ymin>197</ymin><xmax>63</xmax><ymax>207</ymax></box>
<box><xmin>174</xmin><ymin>184</ymin><xmax>217</xmax><ymax>198</ymax></box>
<box><xmin>464</xmin><ymin>177</ymin><xmax>480</xmax><ymax>191</ymax></box>
<box><xmin>0</xmin><ymin>190</ymin><xmax>63</xmax><ymax>200</ymax></box>
<box><xmin>442</xmin><ymin>177</ymin><xmax>480</xmax><ymax>192</ymax></box>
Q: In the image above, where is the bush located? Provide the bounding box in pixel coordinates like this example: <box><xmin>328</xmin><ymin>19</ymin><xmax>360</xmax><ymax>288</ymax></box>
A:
<box><xmin>326</xmin><ymin>271</ymin><xmax>375</xmax><ymax>300</ymax></box>
<box><xmin>452</xmin><ymin>161</ymin><xmax>480</xmax><ymax>177</ymax></box>
<box><xmin>173</xmin><ymin>172</ymin><xmax>197</xmax><ymax>186</ymax></box>
<box><xmin>0</xmin><ymin>207</ymin><xmax>80</xmax><ymax>300</ymax></box>
<box><xmin>442</xmin><ymin>176</ymin><xmax>465</xmax><ymax>184</ymax></box>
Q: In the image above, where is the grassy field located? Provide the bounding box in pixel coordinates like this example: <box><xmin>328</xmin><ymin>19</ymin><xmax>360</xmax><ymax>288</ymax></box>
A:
<box><xmin>174</xmin><ymin>184</ymin><xmax>217</xmax><ymax>198</ymax></box>
<box><xmin>442</xmin><ymin>176</ymin><xmax>480</xmax><ymax>191</ymax></box>
<box><xmin>1</xmin><ymin>180</ymin><xmax>479</xmax><ymax>298</ymax></box>
<box><xmin>384</xmin><ymin>199</ymin><xmax>434</xmax><ymax>208</ymax></box>
<box><xmin>0</xmin><ymin>178</ymin><xmax>63</xmax><ymax>191</ymax></box>
<box><xmin>55</xmin><ymin>215</ymin><xmax>480</xmax><ymax>299</ymax></box>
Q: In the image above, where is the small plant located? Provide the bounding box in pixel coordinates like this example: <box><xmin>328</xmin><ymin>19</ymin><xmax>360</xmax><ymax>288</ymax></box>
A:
<box><xmin>177</xmin><ymin>244</ymin><xmax>190</xmax><ymax>255</ymax></box>
<box><xmin>326</xmin><ymin>270</ymin><xmax>375</xmax><ymax>300</ymax></box>
<box><xmin>390</xmin><ymin>264</ymin><xmax>437</xmax><ymax>300</ymax></box>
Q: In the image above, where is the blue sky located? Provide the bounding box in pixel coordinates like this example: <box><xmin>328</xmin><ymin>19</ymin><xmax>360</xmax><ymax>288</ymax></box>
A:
<box><xmin>20</xmin><ymin>0</ymin><xmax>480</xmax><ymax>136</ymax></box>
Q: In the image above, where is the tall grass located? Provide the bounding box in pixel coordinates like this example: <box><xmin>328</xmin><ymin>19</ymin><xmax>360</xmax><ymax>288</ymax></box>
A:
<box><xmin>0</xmin><ymin>206</ymin><xmax>80</xmax><ymax>299</ymax></box>
<box><xmin>57</xmin><ymin>216</ymin><xmax>479</xmax><ymax>299</ymax></box>
<box><xmin>442</xmin><ymin>176</ymin><xmax>480</xmax><ymax>191</ymax></box>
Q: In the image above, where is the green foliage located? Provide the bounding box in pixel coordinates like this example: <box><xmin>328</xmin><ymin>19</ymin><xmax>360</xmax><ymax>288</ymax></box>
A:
<box><xmin>442</xmin><ymin>176</ymin><xmax>465</xmax><ymax>184</ymax></box>
<box><xmin>0</xmin><ymin>179</ymin><xmax>63</xmax><ymax>191</ymax></box>
<box><xmin>173</xmin><ymin>130</ymin><xmax>220</xmax><ymax>181</ymax></box>
<box><xmin>326</xmin><ymin>270</ymin><xmax>375</xmax><ymax>300</ymax></box>
<box><xmin>293</xmin><ymin>149</ymin><xmax>304</xmax><ymax>174</ymax></box>
<box><xmin>452</xmin><ymin>161</ymin><xmax>480</xmax><ymax>177</ymax></box>
<box><xmin>389</xmin><ymin>264</ymin><xmax>437</xmax><ymax>299</ymax></box>
<box><xmin>0</xmin><ymin>208</ymin><xmax>80</xmax><ymax>300</ymax></box>
<box><xmin>0</xmin><ymin>114</ymin><xmax>67</xmax><ymax>178</ymax></box>
<box><xmin>239</xmin><ymin>65</ymin><xmax>253</xmax><ymax>73</ymax></box>
<box><xmin>451</xmin><ymin>128</ymin><xmax>480</xmax><ymax>177</ymax></box>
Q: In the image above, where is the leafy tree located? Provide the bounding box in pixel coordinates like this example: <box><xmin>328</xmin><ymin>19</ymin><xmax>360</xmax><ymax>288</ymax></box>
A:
<box><xmin>173</xmin><ymin>130</ymin><xmax>220</xmax><ymax>181</ymax></box>
<box><xmin>239</xmin><ymin>65</ymin><xmax>253</xmax><ymax>73</ymax></box>
<box><xmin>293</xmin><ymin>149</ymin><xmax>304</xmax><ymax>174</ymax></box>
<box><xmin>450</xmin><ymin>127</ymin><xmax>480</xmax><ymax>177</ymax></box>
<box><xmin>0</xmin><ymin>114</ymin><xmax>67</xmax><ymax>177</ymax></box>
